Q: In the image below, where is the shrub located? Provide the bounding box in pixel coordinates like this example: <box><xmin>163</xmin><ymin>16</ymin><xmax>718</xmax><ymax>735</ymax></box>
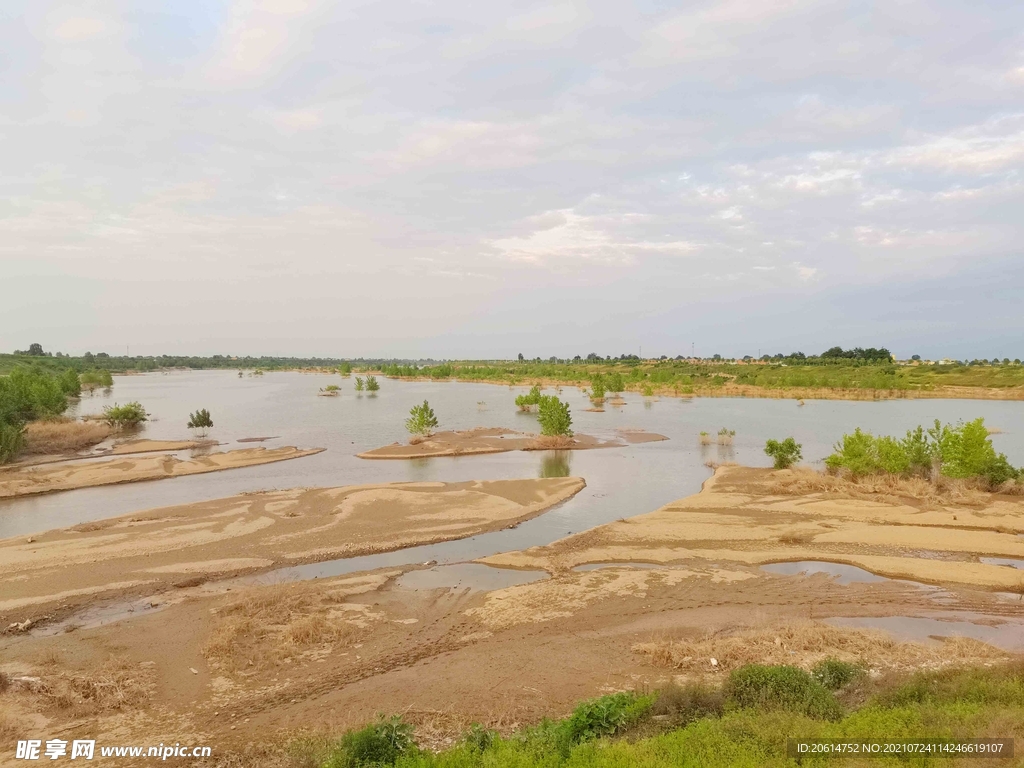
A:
<box><xmin>187</xmin><ymin>408</ymin><xmax>213</xmax><ymax>437</ymax></box>
<box><xmin>323</xmin><ymin>384</ymin><xmax>340</xmax><ymax>392</ymax></box>
<box><xmin>515</xmin><ymin>385</ymin><xmax>542</xmax><ymax>411</ymax></box>
<box><xmin>462</xmin><ymin>723</ymin><xmax>497</xmax><ymax>753</ymax></box>
<box><xmin>354</xmin><ymin>377</ymin><xmax>364</xmax><ymax>392</ymax></box>
<box><xmin>652</xmin><ymin>682</ymin><xmax>726</xmax><ymax>724</ymax></box>
<box><xmin>103</xmin><ymin>402</ymin><xmax>148</xmax><ymax>430</ymax></box>
<box><xmin>323</xmin><ymin>715</ymin><xmax>414</xmax><ymax>767</ymax></box>
<box><xmin>825</xmin><ymin>419</ymin><xmax>1019</xmax><ymax>487</ymax></box>
<box><xmin>606</xmin><ymin>372</ymin><xmax>625</xmax><ymax>394</ymax></box>
<box><xmin>537</xmin><ymin>395</ymin><xmax>572</xmax><ymax>437</ymax></box>
<box><xmin>590</xmin><ymin>375</ymin><xmax>606</xmax><ymax>401</ymax></box>
<box><xmin>812</xmin><ymin>659</ymin><xmax>864</xmax><ymax>691</ymax></box>
<box><xmin>642</xmin><ymin>383</ymin><xmax>654</xmax><ymax>397</ymax></box>
<box><xmin>339</xmin><ymin>362</ymin><xmax>352</xmax><ymax>376</ymax></box>
<box><xmin>365</xmin><ymin>376</ymin><xmax>380</xmax><ymax>392</ymax></box>
<box><xmin>724</xmin><ymin>664</ymin><xmax>842</xmax><ymax>720</ymax></box>
<box><xmin>764</xmin><ymin>437</ymin><xmax>802</xmax><ymax>469</ymax></box>
<box><xmin>406</xmin><ymin>400</ymin><xmax>438</xmax><ymax>436</ymax></box>
<box><xmin>58</xmin><ymin>368</ymin><xmax>81</xmax><ymax>397</ymax></box>
<box><xmin>0</xmin><ymin>422</ymin><xmax>25</xmax><ymax>464</ymax></box>
<box><xmin>557</xmin><ymin>692</ymin><xmax>653</xmax><ymax>752</ymax></box>
<box><xmin>80</xmin><ymin>369</ymin><xmax>113</xmax><ymax>390</ymax></box>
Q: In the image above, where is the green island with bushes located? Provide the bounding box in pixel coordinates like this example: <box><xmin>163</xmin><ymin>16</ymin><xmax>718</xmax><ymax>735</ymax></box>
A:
<box><xmin>283</xmin><ymin>659</ymin><xmax>1024</xmax><ymax>767</ymax></box>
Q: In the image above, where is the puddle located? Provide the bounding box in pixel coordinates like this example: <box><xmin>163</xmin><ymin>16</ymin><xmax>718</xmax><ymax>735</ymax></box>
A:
<box><xmin>761</xmin><ymin>561</ymin><xmax>887</xmax><ymax>585</ymax></box>
<box><xmin>573</xmin><ymin>562</ymin><xmax>665</xmax><ymax>571</ymax></box>
<box><xmin>825</xmin><ymin>615</ymin><xmax>1024</xmax><ymax>652</ymax></box>
<box><xmin>395</xmin><ymin>563</ymin><xmax>547</xmax><ymax>591</ymax></box>
<box><xmin>980</xmin><ymin>557</ymin><xmax>1024</xmax><ymax>570</ymax></box>
<box><xmin>30</xmin><ymin>597</ymin><xmax>168</xmax><ymax>637</ymax></box>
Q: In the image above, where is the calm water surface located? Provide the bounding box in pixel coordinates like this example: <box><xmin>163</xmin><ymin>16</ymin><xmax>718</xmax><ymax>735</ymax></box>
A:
<box><xmin>3</xmin><ymin>372</ymin><xmax>1023</xmax><ymax>566</ymax></box>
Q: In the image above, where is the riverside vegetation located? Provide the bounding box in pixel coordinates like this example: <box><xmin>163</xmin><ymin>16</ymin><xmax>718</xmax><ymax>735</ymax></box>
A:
<box><xmin>0</xmin><ymin>366</ymin><xmax>85</xmax><ymax>463</ymax></box>
<box><xmin>274</xmin><ymin>660</ymin><xmax>1024</xmax><ymax>768</ymax></box>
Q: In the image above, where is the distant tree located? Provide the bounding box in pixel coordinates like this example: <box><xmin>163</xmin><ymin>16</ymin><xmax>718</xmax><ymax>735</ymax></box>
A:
<box><xmin>911</xmin><ymin>354</ymin><xmax>921</xmax><ymax>361</ymax></box>
<box><xmin>586</xmin><ymin>352</ymin><xmax>600</xmax><ymax>361</ymax></box>
<box><xmin>765</xmin><ymin>438</ymin><xmax>803</xmax><ymax>469</ymax></box>
<box><xmin>27</xmin><ymin>343</ymin><xmax>44</xmax><ymax>356</ymax></box>
<box><xmin>537</xmin><ymin>396</ymin><xmax>573</xmax><ymax>437</ymax></box>
<box><xmin>83</xmin><ymin>351</ymin><xmax>95</xmax><ymax>363</ymax></box>
<box><xmin>187</xmin><ymin>408</ymin><xmax>213</xmax><ymax>437</ymax></box>
<box><xmin>365</xmin><ymin>375</ymin><xmax>380</xmax><ymax>392</ymax></box>
<box><xmin>406</xmin><ymin>400</ymin><xmax>438</xmax><ymax>436</ymax></box>
<box><xmin>518</xmin><ymin>353</ymin><xmax>525</xmax><ymax>362</ymax></box>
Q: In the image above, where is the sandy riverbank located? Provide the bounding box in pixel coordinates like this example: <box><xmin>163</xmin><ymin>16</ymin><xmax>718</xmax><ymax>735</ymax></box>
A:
<box><xmin>358</xmin><ymin>427</ymin><xmax>667</xmax><ymax>459</ymax></box>
<box><xmin>0</xmin><ymin>446</ymin><xmax>323</xmax><ymax>499</ymax></box>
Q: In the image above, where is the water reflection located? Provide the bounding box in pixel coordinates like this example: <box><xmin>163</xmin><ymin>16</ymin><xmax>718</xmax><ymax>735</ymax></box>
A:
<box><xmin>539</xmin><ymin>451</ymin><xmax>572</xmax><ymax>478</ymax></box>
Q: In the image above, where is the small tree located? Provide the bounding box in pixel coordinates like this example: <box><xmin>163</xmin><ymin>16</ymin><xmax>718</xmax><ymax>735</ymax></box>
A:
<box><xmin>365</xmin><ymin>375</ymin><xmax>380</xmax><ymax>392</ymax></box>
<box><xmin>765</xmin><ymin>437</ymin><xmax>803</xmax><ymax>469</ymax></box>
<box><xmin>406</xmin><ymin>400</ymin><xmax>438</xmax><ymax>436</ymax></box>
<box><xmin>354</xmin><ymin>377</ymin><xmax>365</xmax><ymax>392</ymax></box>
<box><xmin>187</xmin><ymin>408</ymin><xmax>213</xmax><ymax>437</ymax></box>
<box><xmin>515</xmin><ymin>384</ymin><xmax>542</xmax><ymax>411</ymax></box>
<box><xmin>103</xmin><ymin>402</ymin><xmax>148</xmax><ymax>431</ymax></box>
<box><xmin>339</xmin><ymin>362</ymin><xmax>352</xmax><ymax>376</ymax></box>
<box><xmin>590</xmin><ymin>375</ymin><xmax>606</xmax><ymax>403</ymax></box>
<box><xmin>538</xmin><ymin>395</ymin><xmax>573</xmax><ymax>437</ymax></box>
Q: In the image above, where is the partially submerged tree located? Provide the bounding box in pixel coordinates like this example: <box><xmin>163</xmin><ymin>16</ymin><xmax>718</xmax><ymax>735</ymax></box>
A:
<box><xmin>538</xmin><ymin>395</ymin><xmax>573</xmax><ymax>437</ymax></box>
<box><xmin>103</xmin><ymin>402</ymin><xmax>148</xmax><ymax>431</ymax></box>
<box><xmin>339</xmin><ymin>362</ymin><xmax>352</xmax><ymax>376</ymax></box>
<box><xmin>365</xmin><ymin>375</ymin><xmax>380</xmax><ymax>392</ymax></box>
<box><xmin>515</xmin><ymin>384</ymin><xmax>542</xmax><ymax>411</ymax></box>
<box><xmin>354</xmin><ymin>377</ymin><xmax>365</xmax><ymax>392</ymax></box>
<box><xmin>764</xmin><ymin>438</ymin><xmax>802</xmax><ymax>469</ymax></box>
<box><xmin>590</xmin><ymin>375</ymin><xmax>606</xmax><ymax>404</ymax></box>
<box><xmin>406</xmin><ymin>400</ymin><xmax>438</xmax><ymax>436</ymax></box>
<box><xmin>187</xmin><ymin>408</ymin><xmax>213</xmax><ymax>437</ymax></box>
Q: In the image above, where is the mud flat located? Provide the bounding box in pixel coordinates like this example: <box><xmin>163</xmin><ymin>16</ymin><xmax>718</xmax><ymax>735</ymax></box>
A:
<box><xmin>0</xmin><ymin>477</ymin><xmax>585</xmax><ymax>619</ymax></box>
<box><xmin>482</xmin><ymin>465</ymin><xmax>1024</xmax><ymax>590</ymax></box>
<box><xmin>358</xmin><ymin>426</ymin><xmax>667</xmax><ymax>459</ymax></box>
<box><xmin>0</xmin><ymin>446</ymin><xmax>323</xmax><ymax>499</ymax></box>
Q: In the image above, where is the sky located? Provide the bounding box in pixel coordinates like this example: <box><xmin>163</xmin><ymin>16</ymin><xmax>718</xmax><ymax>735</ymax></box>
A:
<box><xmin>2</xmin><ymin>0</ymin><xmax>1022</xmax><ymax>360</ymax></box>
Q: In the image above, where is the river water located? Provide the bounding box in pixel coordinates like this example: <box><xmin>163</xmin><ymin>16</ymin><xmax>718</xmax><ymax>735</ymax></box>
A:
<box><xmin>3</xmin><ymin>370</ymin><xmax>1023</xmax><ymax>565</ymax></box>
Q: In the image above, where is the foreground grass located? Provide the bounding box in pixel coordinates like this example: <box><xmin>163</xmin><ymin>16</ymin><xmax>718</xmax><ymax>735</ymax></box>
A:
<box><xmin>279</xmin><ymin>662</ymin><xmax>1024</xmax><ymax>768</ymax></box>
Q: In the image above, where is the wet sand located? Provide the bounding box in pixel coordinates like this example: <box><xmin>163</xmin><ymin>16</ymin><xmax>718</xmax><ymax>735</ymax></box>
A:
<box><xmin>481</xmin><ymin>465</ymin><xmax>1024</xmax><ymax>591</ymax></box>
<box><xmin>358</xmin><ymin>426</ymin><xmax>667</xmax><ymax>459</ymax></box>
<box><xmin>0</xmin><ymin>446</ymin><xmax>323</xmax><ymax>499</ymax></box>
<box><xmin>0</xmin><ymin>477</ymin><xmax>585</xmax><ymax>619</ymax></box>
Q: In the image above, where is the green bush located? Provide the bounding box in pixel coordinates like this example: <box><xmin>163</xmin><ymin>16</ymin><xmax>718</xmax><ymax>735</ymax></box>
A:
<box><xmin>554</xmin><ymin>692</ymin><xmax>653</xmax><ymax>755</ymax></box>
<box><xmin>652</xmin><ymin>682</ymin><xmax>726</xmax><ymax>724</ymax></box>
<box><xmin>324</xmin><ymin>715</ymin><xmax>415</xmax><ymax>767</ymax></box>
<box><xmin>515</xmin><ymin>385</ymin><xmax>542</xmax><ymax>411</ymax></box>
<box><xmin>812</xmin><ymin>659</ymin><xmax>864</xmax><ymax>691</ymax></box>
<box><xmin>764</xmin><ymin>437</ymin><xmax>802</xmax><ymax>469</ymax></box>
<box><xmin>606</xmin><ymin>372</ymin><xmax>624</xmax><ymax>394</ymax></box>
<box><xmin>406</xmin><ymin>400</ymin><xmax>439</xmax><ymax>436</ymax></box>
<box><xmin>80</xmin><ymin>369</ymin><xmax>113</xmax><ymax>389</ymax></box>
<box><xmin>825</xmin><ymin>419</ymin><xmax>1019</xmax><ymax>487</ymax></box>
<box><xmin>58</xmin><ymin>368</ymin><xmax>81</xmax><ymax>397</ymax></box>
<box><xmin>187</xmin><ymin>408</ymin><xmax>213</xmax><ymax>436</ymax></box>
<box><xmin>339</xmin><ymin>362</ymin><xmax>352</xmax><ymax>376</ymax></box>
<box><xmin>354</xmin><ymin>377</ymin><xmax>364</xmax><ymax>392</ymax></box>
<box><xmin>366</xmin><ymin>376</ymin><xmax>380</xmax><ymax>392</ymax></box>
<box><xmin>590</xmin><ymin>375</ymin><xmax>606</xmax><ymax>401</ymax></box>
<box><xmin>537</xmin><ymin>396</ymin><xmax>573</xmax><ymax>437</ymax></box>
<box><xmin>0</xmin><ymin>422</ymin><xmax>25</xmax><ymax>464</ymax></box>
<box><xmin>103</xmin><ymin>402</ymin><xmax>148</xmax><ymax>430</ymax></box>
<box><xmin>724</xmin><ymin>664</ymin><xmax>842</xmax><ymax>721</ymax></box>
<box><xmin>461</xmin><ymin>724</ymin><xmax>497</xmax><ymax>753</ymax></box>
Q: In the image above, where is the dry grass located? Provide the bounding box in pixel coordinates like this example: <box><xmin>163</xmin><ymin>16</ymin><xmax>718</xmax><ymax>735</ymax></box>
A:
<box><xmin>203</xmin><ymin>585</ymin><xmax>366</xmax><ymax>675</ymax></box>
<box><xmin>634</xmin><ymin>621</ymin><xmax>1009</xmax><ymax>675</ymax></box>
<box><xmin>532</xmin><ymin>435</ymin><xmax>576</xmax><ymax>450</ymax></box>
<box><xmin>766</xmin><ymin>467</ymin><xmax>992</xmax><ymax>506</ymax></box>
<box><xmin>37</xmin><ymin>655</ymin><xmax>152</xmax><ymax>716</ymax></box>
<box><xmin>22</xmin><ymin>419</ymin><xmax>111</xmax><ymax>455</ymax></box>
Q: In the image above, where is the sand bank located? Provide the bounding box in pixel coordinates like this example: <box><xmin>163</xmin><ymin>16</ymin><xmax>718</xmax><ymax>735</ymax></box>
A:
<box><xmin>0</xmin><ymin>476</ymin><xmax>585</xmax><ymax>618</ymax></box>
<box><xmin>481</xmin><ymin>465</ymin><xmax>1024</xmax><ymax>591</ymax></box>
<box><xmin>358</xmin><ymin>426</ymin><xmax>667</xmax><ymax>459</ymax></box>
<box><xmin>0</xmin><ymin>446</ymin><xmax>323</xmax><ymax>499</ymax></box>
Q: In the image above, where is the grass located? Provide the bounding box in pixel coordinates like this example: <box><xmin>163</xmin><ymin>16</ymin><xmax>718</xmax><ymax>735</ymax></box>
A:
<box><xmin>30</xmin><ymin>655</ymin><xmax>153</xmax><ymax>717</ymax></box>
<box><xmin>202</xmin><ymin>660</ymin><xmax>1024</xmax><ymax>768</ymax></box>
<box><xmin>203</xmin><ymin>584</ymin><xmax>366</xmax><ymax>675</ymax></box>
<box><xmin>22</xmin><ymin>419</ymin><xmax>111</xmax><ymax>454</ymax></box>
<box><xmin>765</xmin><ymin>467</ymin><xmax>1009</xmax><ymax>505</ymax></box>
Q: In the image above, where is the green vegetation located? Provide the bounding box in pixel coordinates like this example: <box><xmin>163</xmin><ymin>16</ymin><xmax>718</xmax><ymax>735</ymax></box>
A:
<box><xmin>355</xmin><ymin>377</ymin><xmax>365</xmax><ymax>392</ymax></box>
<box><xmin>323</xmin><ymin>384</ymin><xmax>341</xmax><ymax>392</ymax></box>
<box><xmin>339</xmin><ymin>362</ymin><xmax>352</xmax><ymax>376</ymax></box>
<box><xmin>515</xmin><ymin>385</ymin><xmax>542</xmax><ymax>411</ymax></box>
<box><xmin>187</xmin><ymin>408</ymin><xmax>213</xmax><ymax>437</ymax></box>
<box><xmin>717</xmin><ymin>427</ymin><xmax>735</xmax><ymax>444</ymax></box>
<box><xmin>811</xmin><ymin>659</ymin><xmax>864</xmax><ymax>691</ymax></box>
<box><xmin>589</xmin><ymin>375</ymin><xmax>606</xmax><ymax>402</ymax></box>
<box><xmin>80</xmin><ymin>369</ymin><xmax>113</xmax><ymax>390</ymax></box>
<box><xmin>365</xmin><ymin>376</ymin><xmax>380</xmax><ymax>392</ymax></box>
<box><xmin>825</xmin><ymin>418</ymin><xmax>1020</xmax><ymax>487</ymax></box>
<box><xmin>606</xmin><ymin>372</ymin><xmax>624</xmax><ymax>394</ymax></box>
<box><xmin>406</xmin><ymin>401</ymin><xmax>439</xmax><ymax>436</ymax></box>
<box><xmin>764</xmin><ymin>437</ymin><xmax>803</xmax><ymax>469</ymax></box>
<box><xmin>0</xmin><ymin>366</ymin><xmax>80</xmax><ymax>463</ymax></box>
<box><xmin>310</xmin><ymin>661</ymin><xmax>1024</xmax><ymax>768</ymax></box>
<box><xmin>538</xmin><ymin>396</ymin><xmax>573</xmax><ymax>437</ymax></box>
<box><xmin>103</xmin><ymin>402</ymin><xmax>148</xmax><ymax>431</ymax></box>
